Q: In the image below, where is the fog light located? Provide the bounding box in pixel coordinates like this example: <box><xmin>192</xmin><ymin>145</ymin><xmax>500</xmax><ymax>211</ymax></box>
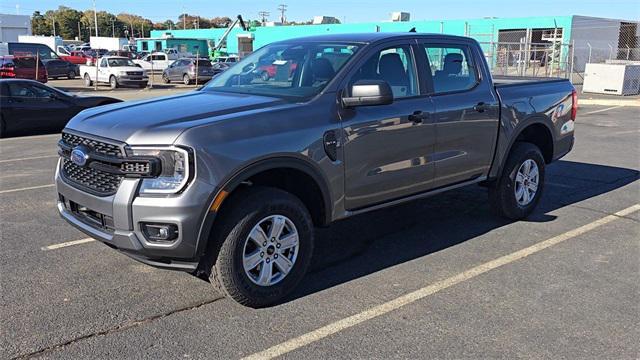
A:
<box><xmin>141</xmin><ymin>223</ymin><xmax>178</xmax><ymax>242</ymax></box>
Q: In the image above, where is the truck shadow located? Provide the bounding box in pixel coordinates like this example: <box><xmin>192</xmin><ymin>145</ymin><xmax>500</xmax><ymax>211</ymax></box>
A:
<box><xmin>288</xmin><ymin>160</ymin><xmax>639</xmax><ymax>303</ymax></box>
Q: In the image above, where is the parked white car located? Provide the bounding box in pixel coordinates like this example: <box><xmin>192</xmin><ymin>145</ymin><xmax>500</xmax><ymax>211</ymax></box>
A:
<box><xmin>133</xmin><ymin>52</ymin><xmax>179</xmax><ymax>72</ymax></box>
<box><xmin>80</xmin><ymin>56</ymin><xmax>148</xmax><ymax>89</ymax></box>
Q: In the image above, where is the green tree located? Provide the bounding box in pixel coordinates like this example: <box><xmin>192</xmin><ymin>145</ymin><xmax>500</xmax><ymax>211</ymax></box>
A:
<box><xmin>31</xmin><ymin>11</ymin><xmax>51</xmax><ymax>35</ymax></box>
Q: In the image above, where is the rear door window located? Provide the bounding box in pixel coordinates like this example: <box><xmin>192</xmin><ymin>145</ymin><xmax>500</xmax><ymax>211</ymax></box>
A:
<box><xmin>421</xmin><ymin>45</ymin><xmax>478</xmax><ymax>93</ymax></box>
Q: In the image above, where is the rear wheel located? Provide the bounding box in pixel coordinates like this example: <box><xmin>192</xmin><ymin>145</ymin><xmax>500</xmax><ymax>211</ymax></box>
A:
<box><xmin>67</xmin><ymin>70</ymin><xmax>76</xmax><ymax>79</ymax></box>
<box><xmin>489</xmin><ymin>142</ymin><xmax>545</xmax><ymax>219</ymax></box>
<box><xmin>109</xmin><ymin>75</ymin><xmax>118</xmax><ymax>89</ymax></box>
<box><xmin>84</xmin><ymin>74</ymin><xmax>92</xmax><ymax>87</ymax></box>
<box><xmin>209</xmin><ymin>186</ymin><xmax>314</xmax><ymax>308</ymax></box>
<box><xmin>183</xmin><ymin>74</ymin><xmax>191</xmax><ymax>85</ymax></box>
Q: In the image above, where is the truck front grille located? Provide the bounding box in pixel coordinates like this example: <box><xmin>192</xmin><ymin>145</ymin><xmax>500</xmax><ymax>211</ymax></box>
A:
<box><xmin>60</xmin><ymin>132</ymin><xmax>126</xmax><ymax>196</ymax></box>
<box><xmin>62</xmin><ymin>132</ymin><xmax>123</xmax><ymax>158</ymax></box>
<box><xmin>62</xmin><ymin>159</ymin><xmax>123</xmax><ymax>196</ymax></box>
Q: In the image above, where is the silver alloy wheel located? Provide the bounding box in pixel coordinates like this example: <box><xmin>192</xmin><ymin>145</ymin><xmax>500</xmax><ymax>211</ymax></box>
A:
<box><xmin>514</xmin><ymin>159</ymin><xmax>539</xmax><ymax>206</ymax></box>
<box><xmin>242</xmin><ymin>215</ymin><xmax>299</xmax><ymax>287</ymax></box>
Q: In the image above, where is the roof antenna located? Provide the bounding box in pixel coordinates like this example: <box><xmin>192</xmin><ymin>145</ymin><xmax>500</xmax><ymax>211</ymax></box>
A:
<box><xmin>409</xmin><ymin>27</ymin><xmax>416</xmax><ymax>33</ymax></box>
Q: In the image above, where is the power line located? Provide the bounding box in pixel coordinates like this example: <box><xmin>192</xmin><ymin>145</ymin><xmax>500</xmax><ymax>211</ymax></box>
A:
<box><xmin>277</xmin><ymin>4</ymin><xmax>287</xmax><ymax>24</ymax></box>
<box><xmin>258</xmin><ymin>11</ymin><xmax>270</xmax><ymax>25</ymax></box>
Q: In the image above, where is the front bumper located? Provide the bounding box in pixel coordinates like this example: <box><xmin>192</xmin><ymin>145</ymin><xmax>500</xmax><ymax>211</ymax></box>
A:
<box><xmin>55</xmin><ymin>159</ymin><xmax>215</xmax><ymax>270</ymax></box>
<box><xmin>116</xmin><ymin>75</ymin><xmax>149</xmax><ymax>86</ymax></box>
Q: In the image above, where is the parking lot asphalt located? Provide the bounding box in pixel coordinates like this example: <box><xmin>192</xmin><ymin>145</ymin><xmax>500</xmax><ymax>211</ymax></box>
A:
<box><xmin>1</xmin><ymin>98</ymin><xmax>638</xmax><ymax>359</ymax></box>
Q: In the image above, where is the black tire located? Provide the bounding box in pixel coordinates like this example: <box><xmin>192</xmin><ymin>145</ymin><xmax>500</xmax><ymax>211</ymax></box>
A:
<box><xmin>84</xmin><ymin>74</ymin><xmax>92</xmax><ymax>87</ymax></box>
<box><xmin>68</xmin><ymin>70</ymin><xmax>76</xmax><ymax>79</ymax></box>
<box><xmin>260</xmin><ymin>71</ymin><xmax>270</xmax><ymax>82</ymax></box>
<box><xmin>0</xmin><ymin>116</ymin><xmax>6</xmax><ymax>138</ymax></box>
<box><xmin>183</xmin><ymin>74</ymin><xmax>191</xmax><ymax>85</ymax></box>
<box><xmin>162</xmin><ymin>73</ymin><xmax>171</xmax><ymax>84</ymax></box>
<box><xmin>489</xmin><ymin>142</ymin><xmax>546</xmax><ymax>220</ymax></box>
<box><xmin>109</xmin><ymin>76</ymin><xmax>118</xmax><ymax>89</ymax></box>
<box><xmin>209</xmin><ymin>186</ymin><xmax>314</xmax><ymax>308</ymax></box>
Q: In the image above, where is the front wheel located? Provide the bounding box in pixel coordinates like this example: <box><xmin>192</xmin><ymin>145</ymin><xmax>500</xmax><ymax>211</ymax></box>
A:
<box><xmin>84</xmin><ymin>74</ymin><xmax>92</xmax><ymax>87</ymax></box>
<box><xmin>183</xmin><ymin>74</ymin><xmax>191</xmax><ymax>85</ymax></box>
<box><xmin>489</xmin><ymin>142</ymin><xmax>545</xmax><ymax>220</ymax></box>
<box><xmin>109</xmin><ymin>76</ymin><xmax>118</xmax><ymax>89</ymax></box>
<box><xmin>67</xmin><ymin>70</ymin><xmax>76</xmax><ymax>79</ymax></box>
<box><xmin>162</xmin><ymin>73</ymin><xmax>171</xmax><ymax>84</ymax></box>
<box><xmin>209</xmin><ymin>186</ymin><xmax>314</xmax><ymax>308</ymax></box>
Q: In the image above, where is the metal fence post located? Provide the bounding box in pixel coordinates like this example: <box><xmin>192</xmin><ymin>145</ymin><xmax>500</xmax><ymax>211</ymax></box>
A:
<box><xmin>587</xmin><ymin>42</ymin><xmax>592</xmax><ymax>63</ymax></box>
<box><xmin>569</xmin><ymin>40</ymin><xmax>575</xmax><ymax>83</ymax></box>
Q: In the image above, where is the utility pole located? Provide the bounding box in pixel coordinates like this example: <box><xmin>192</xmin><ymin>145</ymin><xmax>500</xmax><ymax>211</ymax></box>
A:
<box><xmin>93</xmin><ymin>0</ymin><xmax>99</xmax><ymax>91</ymax></box>
<box><xmin>78</xmin><ymin>22</ymin><xmax>82</xmax><ymax>41</ymax></box>
<box><xmin>110</xmin><ymin>17</ymin><xmax>116</xmax><ymax>37</ymax></box>
<box><xmin>259</xmin><ymin>11</ymin><xmax>270</xmax><ymax>25</ymax></box>
<box><xmin>52</xmin><ymin>16</ymin><xmax>56</xmax><ymax>36</ymax></box>
<box><xmin>277</xmin><ymin>4</ymin><xmax>287</xmax><ymax>24</ymax></box>
<box><xmin>182</xmin><ymin>4</ymin><xmax>187</xmax><ymax>29</ymax></box>
<box><xmin>193</xmin><ymin>19</ymin><xmax>197</xmax><ymax>29</ymax></box>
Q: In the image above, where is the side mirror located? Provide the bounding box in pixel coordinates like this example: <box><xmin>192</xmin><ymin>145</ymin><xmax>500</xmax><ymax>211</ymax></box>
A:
<box><xmin>342</xmin><ymin>80</ymin><xmax>393</xmax><ymax>107</ymax></box>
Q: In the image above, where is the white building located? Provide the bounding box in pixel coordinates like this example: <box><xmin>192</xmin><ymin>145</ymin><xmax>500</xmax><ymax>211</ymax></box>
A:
<box><xmin>0</xmin><ymin>14</ymin><xmax>31</xmax><ymax>42</ymax></box>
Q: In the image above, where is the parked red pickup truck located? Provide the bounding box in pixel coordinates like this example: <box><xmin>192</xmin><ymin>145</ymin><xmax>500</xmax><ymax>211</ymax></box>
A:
<box><xmin>61</xmin><ymin>51</ymin><xmax>94</xmax><ymax>65</ymax></box>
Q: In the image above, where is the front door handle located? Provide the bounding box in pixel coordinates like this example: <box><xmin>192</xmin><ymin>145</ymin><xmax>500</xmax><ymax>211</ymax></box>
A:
<box><xmin>474</xmin><ymin>102</ymin><xmax>487</xmax><ymax>113</ymax></box>
<box><xmin>408</xmin><ymin>111</ymin><xmax>429</xmax><ymax>124</ymax></box>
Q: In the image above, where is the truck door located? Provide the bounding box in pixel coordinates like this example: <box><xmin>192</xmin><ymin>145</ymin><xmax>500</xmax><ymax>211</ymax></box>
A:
<box><xmin>98</xmin><ymin>58</ymin><xmax>109</xmax><ymax>82</ymax></box>
<box><xmin>341</xmin><ymin>41</ymin><xmax>436</xmax><ymax>210</ymax></box>
<box><xmin>419</xmin><ymin>41</ymin><xmax>500</xmax><ymax>188</ymax></box>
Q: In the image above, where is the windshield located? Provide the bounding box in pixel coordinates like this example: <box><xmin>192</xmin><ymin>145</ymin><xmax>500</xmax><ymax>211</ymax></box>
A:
<box><xmin>108</xmin><ymin>58</ymin><xmax>136</xmax><ymax>67</ymax></box>
<box><xmin>204</xmin><ymin>42</ymin><xmax>360</xmax><ymax>99</ymax></box>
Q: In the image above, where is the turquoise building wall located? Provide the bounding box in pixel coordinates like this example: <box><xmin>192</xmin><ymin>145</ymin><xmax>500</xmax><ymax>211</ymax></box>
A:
<box><xmin>150</xmin><ymin>15</ymin><xmax>575</xmax><ymax>55</ymax></box>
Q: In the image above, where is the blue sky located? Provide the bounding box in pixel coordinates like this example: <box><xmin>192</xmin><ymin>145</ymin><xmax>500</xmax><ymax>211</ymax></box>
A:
<box><xmin>2</xmin><ymin>0</ymin><xmax>639</xmax><ymax>23</ymax></box>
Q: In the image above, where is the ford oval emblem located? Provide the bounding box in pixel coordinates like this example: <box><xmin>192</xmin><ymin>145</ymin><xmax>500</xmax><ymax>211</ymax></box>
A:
<box><xmin>70</xmin><ymin>147</ymin><xmax>89</xmax><ymax>167</ymax></box>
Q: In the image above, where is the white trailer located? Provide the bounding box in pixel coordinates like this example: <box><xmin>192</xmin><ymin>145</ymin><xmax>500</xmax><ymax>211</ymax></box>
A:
<box><xmin>89</xmin><ymin>37</ymin><xmax>129</xmax><ymax>51</ymax></box>
<box><xmin>18</xmin><ymin>35</ymin><xmax>64</xmax><ymax>54</ymax></box>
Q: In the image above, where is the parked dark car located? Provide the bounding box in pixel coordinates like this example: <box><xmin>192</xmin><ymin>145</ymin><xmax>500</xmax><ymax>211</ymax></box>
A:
<box><xmin>0</xmin><ymin>79</ymin><xmax>121</xmax><ymax>137</ymax></box>
<box><xmin>162</xmin><ymin>58</ymin><xmax>217</xmax><ymax>84</ymax></box>
<box><xmin>44</xmin><ymin>59</ymin><xmax>79</xmax><ymax>80</ymax></box>
<box><xmin>0</xmin><ymin>55</ymin><xmax>48</xmax><ymax>83</ymax></box>
<box><xmin>55</xmin><ymin>33</ymin><xmax>576</xmax><ymax>307</ymax></box>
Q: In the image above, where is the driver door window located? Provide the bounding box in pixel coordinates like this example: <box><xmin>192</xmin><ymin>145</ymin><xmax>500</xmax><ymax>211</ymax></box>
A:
<box><xmin>350</xmin><ymin>45</ymin><xmax>418</xmax><ymax>98</ymax></box>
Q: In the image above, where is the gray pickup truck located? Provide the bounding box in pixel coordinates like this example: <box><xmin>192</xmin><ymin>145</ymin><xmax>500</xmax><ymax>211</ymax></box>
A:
<box><xmin>55</xmin><ymin>33</ymin><xmax>576</xmax><ymax>307</ymax></box>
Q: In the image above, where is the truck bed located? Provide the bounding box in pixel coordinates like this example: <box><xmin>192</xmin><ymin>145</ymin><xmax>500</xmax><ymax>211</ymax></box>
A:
<box><xmin>493</xmin><ymin>75</ymin><xmax>570</xmax><ymax>88</ymax></box>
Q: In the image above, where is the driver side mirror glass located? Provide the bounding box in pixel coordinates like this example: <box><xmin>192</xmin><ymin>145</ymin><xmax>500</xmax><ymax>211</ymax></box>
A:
<box><xmin>342</xmin><ymin>80</ymin><xmax>394</xmax><ymax>107</ymax></box>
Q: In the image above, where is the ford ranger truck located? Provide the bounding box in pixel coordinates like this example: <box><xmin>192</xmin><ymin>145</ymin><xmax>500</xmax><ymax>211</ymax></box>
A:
<box><xmin>55</xmin><ymin>33</ymin><xmax>576</xmax><ymax>307</ymax></box>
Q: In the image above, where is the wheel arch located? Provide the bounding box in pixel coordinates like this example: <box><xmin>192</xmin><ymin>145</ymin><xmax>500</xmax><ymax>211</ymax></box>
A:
<box><xmin>195</xmin><ymin>156</ymin><xmax>333</xmax><ymax>262</ymax></box>
<box><xmin>491</xmin><ymin>117</ymin><xmax>555</xmax><ymax>179</ymax></box>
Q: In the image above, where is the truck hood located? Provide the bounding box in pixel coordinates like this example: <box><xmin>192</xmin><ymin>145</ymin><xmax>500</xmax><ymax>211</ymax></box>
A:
<box><xmin>110</xmin><ymin>66</ymin><xmax>145</xmax><ymax>72</ymax></box>
<box><xmin>65</xmin><ymin>90</ymin><xmax>285</xmax><ymax>145</ymax></box>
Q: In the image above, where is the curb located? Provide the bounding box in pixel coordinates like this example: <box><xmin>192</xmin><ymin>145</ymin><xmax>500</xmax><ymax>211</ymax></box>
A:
<box><xmin>579</xmin><ymin>98</ymin><xmax>640</xmax><ymax>107</ymax></box>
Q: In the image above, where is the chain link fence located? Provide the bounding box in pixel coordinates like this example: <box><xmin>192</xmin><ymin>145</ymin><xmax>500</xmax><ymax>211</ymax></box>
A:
<box><xmin>464</xmin><ymin>24</ymin><xmax>640</xmax><ymax>84</ymax></box>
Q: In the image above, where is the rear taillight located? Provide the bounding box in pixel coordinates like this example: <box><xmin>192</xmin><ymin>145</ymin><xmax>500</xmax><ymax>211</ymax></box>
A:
<box><xmin>571</xmin><ymin>90</ymin><xmax>578</xmax><ymax>121</ymax></box>
<box><xmin>0</xmin><ymin>65</ymin><xmax>15</xmax><ymax>78</ymax></box>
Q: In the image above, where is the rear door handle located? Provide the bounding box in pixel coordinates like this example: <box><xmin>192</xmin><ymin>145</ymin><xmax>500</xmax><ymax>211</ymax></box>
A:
<box><xmin>474</xmin><ymin>102</ymin><xmax>487</xmax><ymax>113</ymax></box>
<box><xmin>408</xmin><ymin>111</ymin><xmax>429</xmax><ymax>124</ymax></box>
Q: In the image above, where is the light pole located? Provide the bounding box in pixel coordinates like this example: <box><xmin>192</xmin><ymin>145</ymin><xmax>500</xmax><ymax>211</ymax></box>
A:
<box><xmin>93</xmin><ymin>0</ymin><xmax>99</xmax><ymax>91</ymax></box>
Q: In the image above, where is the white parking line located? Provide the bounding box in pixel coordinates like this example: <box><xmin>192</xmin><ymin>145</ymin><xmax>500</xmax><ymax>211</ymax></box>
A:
<box><xmin>580</xmin><ymin>105</ymin><xmax>623</xmax><ymax>115</ymax></box>
<box><xmin>242</xmin><ymin>204</ymin><xmax>640</xmax><ymax>360</ymax></box>
<box><xmin>0</xmin><ymin>155</ymin><xmax>58</xmax><ymax>164</ymax></box>
<box><xmin>0</xmin><ymin>184</ymin><xmax>55</xmax><ymax>195</ymax></box>
<box><xmin>0</xmin><ymin>133</ymin><xmax>60</xmax><ymax>142</ymax></box>
<box><xmin>41</xmin><ymin>238</ymin><xmax>95</xmax><ymax>251</ymax></box>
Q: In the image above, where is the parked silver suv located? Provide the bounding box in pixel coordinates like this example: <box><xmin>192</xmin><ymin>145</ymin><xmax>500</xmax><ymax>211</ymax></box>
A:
<box><xmin>162</xmin><ymin>58</ymin><xmax>217</xmax><ymax>85</ymax></box>
<box><xmin>56</xmin><ymin>33</ymin><xmax>575</xmax><ymax>307</ymax></box>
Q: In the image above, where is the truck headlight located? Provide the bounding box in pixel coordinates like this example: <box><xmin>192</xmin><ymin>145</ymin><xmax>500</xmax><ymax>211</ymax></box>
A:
<box><xmin>119</xmin><ymin>71</ymin><xmax>128</xmax><ymax>76</ymax></box>
<box><xmin>130</xmin><ymin>146</ymin><xmax>193</xmax><ymax>194</ymax></box>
